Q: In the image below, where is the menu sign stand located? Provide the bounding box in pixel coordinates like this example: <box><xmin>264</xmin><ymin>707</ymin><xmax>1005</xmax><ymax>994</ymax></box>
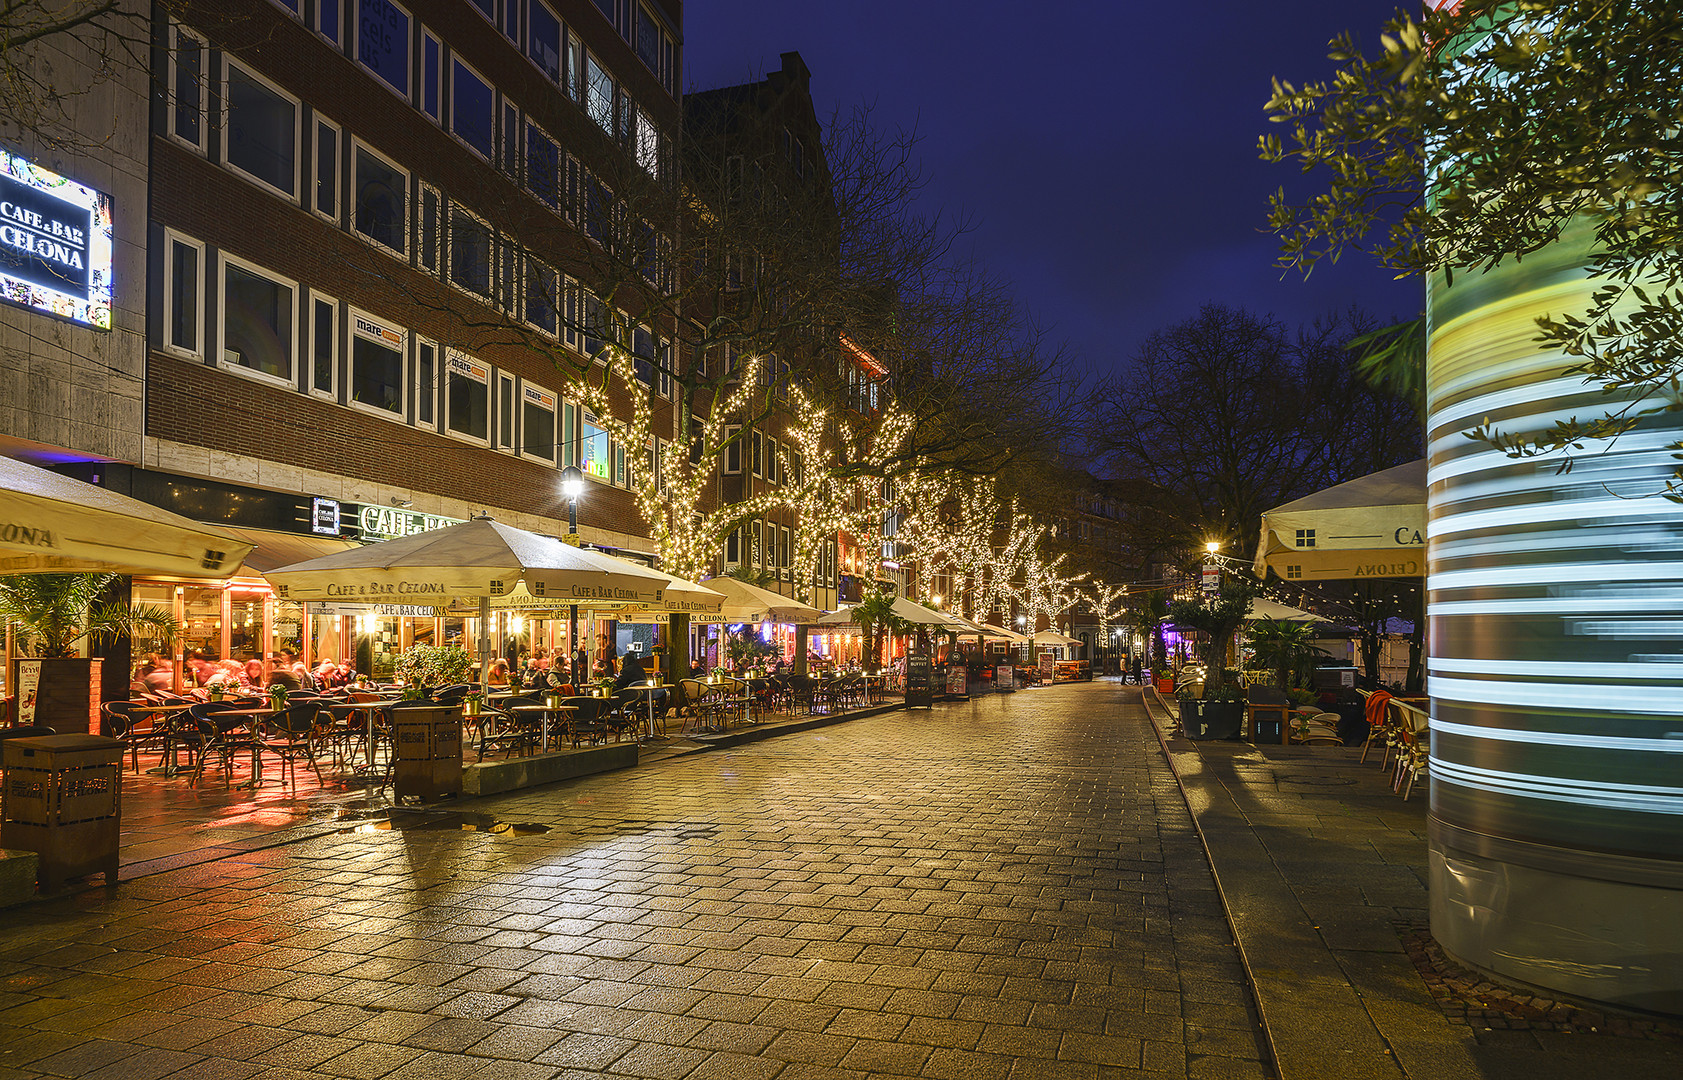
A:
<box><xmin>905</xmin><ymin>653</ymin><xmax>933</xmax><ymax>709</ymax></box>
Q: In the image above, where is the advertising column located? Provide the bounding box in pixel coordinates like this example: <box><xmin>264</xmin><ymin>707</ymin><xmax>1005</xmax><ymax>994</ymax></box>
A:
<box><xmin>1426</xmin><ymin>217</ymin><xmax>1683</xmax><ymax>1013</ymax></box>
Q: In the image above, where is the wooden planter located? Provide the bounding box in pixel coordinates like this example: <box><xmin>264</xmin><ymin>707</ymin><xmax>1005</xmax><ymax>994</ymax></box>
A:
<box><xmin>10</xmin><ymin>658</ymin><xmax>104</xmax><ymax>736</ymax></box>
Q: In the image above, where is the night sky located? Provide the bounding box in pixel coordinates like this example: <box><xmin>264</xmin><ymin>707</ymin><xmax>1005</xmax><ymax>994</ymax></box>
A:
<box><xmin>685</xmin><ymin>0</ymin><xmax>1420</xmax><ymax>382</ymax></box>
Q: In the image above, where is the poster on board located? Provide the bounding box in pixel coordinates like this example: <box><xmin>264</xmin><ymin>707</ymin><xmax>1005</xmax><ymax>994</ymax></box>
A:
<box><xmin>945</xmin><ymin>666</ymin><xmax>969</xmax><ymax>698</ymax></box>
<box><xmin>16</xmin><ymin>659</ymin><xmax>41</xmax><ymax>724</ymax></box>
<box><xmin>1039</xmin><ymin>652</ymin><xmax>1056</xmax><ymax>684</ymax></box>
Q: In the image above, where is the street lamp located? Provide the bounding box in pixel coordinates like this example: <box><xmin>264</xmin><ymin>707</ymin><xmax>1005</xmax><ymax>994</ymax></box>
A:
<box><xmin>560</xmin><ymin>466</ymin><xmax>584</xmax><ymax>681</ymax></box>
<box><xmin>1205</xmin><ymin>540</ymin><xmax>1221</xmax><ymax>554</ymax></box>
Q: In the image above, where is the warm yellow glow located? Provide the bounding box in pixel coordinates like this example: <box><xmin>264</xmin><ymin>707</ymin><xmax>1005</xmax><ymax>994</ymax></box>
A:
<box><xmin>1206</xmin><ymin>540</ymin><xmax>1221</xmax><ymax>554</ymax></box>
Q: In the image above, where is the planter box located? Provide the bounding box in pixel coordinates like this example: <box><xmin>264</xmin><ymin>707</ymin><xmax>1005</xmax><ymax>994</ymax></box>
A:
<box><xmin>1156</xmin><ymin>677</ymin><xmax>1175</xmax><ymax>694</ymax></box>
<box><xmin>10</xmin><ymin>658</ymin><xmax>103</xmax><ymax>735</ymax></box>
<box><xmin>1182</xmin><ymin>699</ymin><xmax>1244</xmax><ymax>741</ymax></box>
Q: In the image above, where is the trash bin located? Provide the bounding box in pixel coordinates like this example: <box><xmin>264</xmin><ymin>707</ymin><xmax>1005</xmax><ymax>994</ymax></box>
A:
<box><xmin>2</xmin><ymin>734</ymin><xmax>123</xmax><ymax>891</ymax></box>
<box><xmin>390</xmin><ymin>703</ymin><xmax>462</xmax><ymax>801</ymax></box>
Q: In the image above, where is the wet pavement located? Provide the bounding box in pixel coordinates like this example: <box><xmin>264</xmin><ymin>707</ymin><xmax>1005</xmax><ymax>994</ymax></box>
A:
<box><xmin>0</xmin><ymin>681</ymin><xmax>1267</xmax><ymax>1079</ymax></box>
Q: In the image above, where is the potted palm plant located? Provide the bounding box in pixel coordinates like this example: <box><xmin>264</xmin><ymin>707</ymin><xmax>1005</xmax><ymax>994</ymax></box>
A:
<box><xmin>0</xmin><ymin>572</ymin><xmax>179</xmax><ymax>733</ymax></box>
<box><xmin>1168</xmin><ymin>578</ymin><xmax>1257</xmax><ymax>740</ymax></box>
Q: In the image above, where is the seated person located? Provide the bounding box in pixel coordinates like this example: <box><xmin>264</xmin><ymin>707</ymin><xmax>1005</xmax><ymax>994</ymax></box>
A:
<box><xmin>487</xmin><ymin>659</ymin><xmax>510</xmax><ymax>687</ymax></box>
<box><xmin>613</xmin><ymin>652</ymin><xmax>667</xmax><ymax>711</ymax></box>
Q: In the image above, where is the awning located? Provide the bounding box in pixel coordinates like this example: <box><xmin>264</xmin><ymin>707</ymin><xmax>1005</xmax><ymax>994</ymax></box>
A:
<box><xmin>1245</xmin><ymin>598</ymin><xmax>1326</xmax><ymax>623</ymax></box>
<box><xmin>694</xmin><ymin>577</ymin><xmax>824</xmax><ymax>625</ymax></box>
<box><xmin>0</xmin><ymin>456</ymin><xmax>252</xmax><ymax>577</ymax></box>
<box><xmin>1254</xmin><ymin>459</ymin><xmax>1426</xmax><ymax>581</ymax></box>
<box><xmin>216</xmin><ymin>526</ymin><xmax>360</xmax><ymax>575</ymax></box>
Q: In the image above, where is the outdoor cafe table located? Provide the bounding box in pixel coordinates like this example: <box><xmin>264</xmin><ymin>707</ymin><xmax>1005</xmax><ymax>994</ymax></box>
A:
<box><xmin>140</xmin><ymin>701</ymin><xmax>200</xmax><ymax>777</ymax></box>
<box><xmin>627</xmin><ymin>682</ymin><xmax>670</xmax><ymax>737</ymax></box>
<box><xmin>322</xmin><ymin>697</ymin><xmax>401</xmax><ymax>776</ymax></box>
<box><xmin>506</xmin><ymin>703</ymin><xmax>577</xmax><ymax>752</ymax></box>
<box><xmin>196</xmin><ymin>706</ymin><xmax>279</xmax><ymax>789</ymax></box>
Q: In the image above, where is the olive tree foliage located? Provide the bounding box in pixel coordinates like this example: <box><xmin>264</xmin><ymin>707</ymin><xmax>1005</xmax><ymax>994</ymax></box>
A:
<box><xmin>1261</xmin><ymin>0</ymin><xmax>1683</xmax><ymax>491</ymax></box>
<box><xmin>1088</xmin><ymin>304</ymin><xmax>1419</xmax><ymax>562</ymax></box>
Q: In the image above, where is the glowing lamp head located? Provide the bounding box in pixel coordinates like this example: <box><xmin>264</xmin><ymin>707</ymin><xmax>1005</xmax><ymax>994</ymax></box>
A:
<box><xmin>560</xmin><ymin>466</ymin><xmax>585</xmax><ymax>502</ymax></box>
<box><xmin>1205</xmin><ymin>540</ymin><xmax>1220</xmax><ymax>554</ymax></box>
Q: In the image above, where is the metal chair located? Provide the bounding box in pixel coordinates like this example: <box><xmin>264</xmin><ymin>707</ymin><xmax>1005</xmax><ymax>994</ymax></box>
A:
<box><xmin>256</xmin><ymin>702</ymin><xmax>327</xmax><ymax>790</ymax></box>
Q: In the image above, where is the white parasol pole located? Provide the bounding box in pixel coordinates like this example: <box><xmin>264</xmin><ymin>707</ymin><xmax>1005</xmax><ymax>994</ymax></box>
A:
<box><xmin>479</xmin><ymin>595</ymin><xmax>491</xmax><ymax>696</ymax></box>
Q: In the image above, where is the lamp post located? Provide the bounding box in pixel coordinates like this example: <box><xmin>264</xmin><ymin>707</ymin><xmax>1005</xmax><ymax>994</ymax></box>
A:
<box><xmin>561</xmin><ymin>466</ymin><xmax>584</xmax><ymax>683</ymax></box>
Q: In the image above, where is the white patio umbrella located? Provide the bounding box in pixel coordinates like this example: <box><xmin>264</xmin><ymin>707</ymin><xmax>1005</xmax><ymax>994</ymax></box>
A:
<box><xmin>1254</xmin><ymin>459</ymin><xmax>1425</xmax><ymax>581</ymax></box>
<box><xmin>0</xmin><ymin>455</ymin><xmax>251</xmax><ymax>577</ymax></box>
<box><xmin>977</xmin><ymin>622</ymin><xmax>1031</xmax><ymax>644</ymax></box>
<box><xmin>695</xmin><ymin>577</ymin><xmax>823</xmax><ymax>625</ymax></box>
<box><xmin>1032</xmin><ymin>630</ymin><xmax>1083</xmax><ymax>647</ymax></box>
<box><xmin>1245</xmin><ymin>598</ymin><xmax>1326</xmax><ymax>623</ymax></box>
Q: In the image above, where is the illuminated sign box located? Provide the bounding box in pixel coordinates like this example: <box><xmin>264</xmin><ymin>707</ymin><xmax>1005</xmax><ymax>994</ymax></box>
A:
<box><xmin>0</xmin><ymin>152</ymin><xmax>112</xmax><ymax>329</ymax></box>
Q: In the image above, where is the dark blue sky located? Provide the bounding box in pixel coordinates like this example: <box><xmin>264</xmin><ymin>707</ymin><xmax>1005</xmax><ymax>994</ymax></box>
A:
<box><xmin>685</xmin><ymin>0</ymin><xmax>1419</xmax><ymax>379</ymax></box>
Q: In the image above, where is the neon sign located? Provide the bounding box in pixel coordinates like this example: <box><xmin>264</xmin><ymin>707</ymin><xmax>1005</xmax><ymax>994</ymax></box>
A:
<box><xmin>0</xmin><ymin>152</ymin><xmax>112</xmax><ymax>329</ymax></box>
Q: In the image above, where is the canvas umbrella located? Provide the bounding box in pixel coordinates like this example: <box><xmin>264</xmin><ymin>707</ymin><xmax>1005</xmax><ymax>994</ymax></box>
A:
<box><xmin>1244</xmin><ymin>598</ymin><xmax>1326</xmax><ymax>623</ymax></box>
<box><xmin>1253</xmin><ymin>459</ymin><xmax>1425</xmax><ymax>582</ymax></box>
<box><xmin>0</xmin><ymin>455</ymin><xmax>251</xmax><ymax>577</ymax></box>
<box><xmin>695</xmin><ymin>577</ymin><xmax>823</xmax><ymax>625</ymax></box>
<box><xmin>1032</xmin><ymin>630</ymin><xmax>1083</xmax><ymax>647</ymax></box>
<box><xmin>977</xmin><ymin>621</ymin><xmax>1031</xmax><ymax>644</ymax></box>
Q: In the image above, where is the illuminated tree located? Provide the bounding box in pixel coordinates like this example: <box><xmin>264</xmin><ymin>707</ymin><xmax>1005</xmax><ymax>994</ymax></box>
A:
<box><xmin>1262</xmin><ymin>0</ymin><xmax>1683</xmax><ymax>487</ymax></box>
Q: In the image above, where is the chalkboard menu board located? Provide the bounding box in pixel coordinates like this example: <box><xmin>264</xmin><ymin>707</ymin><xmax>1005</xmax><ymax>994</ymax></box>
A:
<box><xmin>905</xmin><ymin>653</ymin><xmax>933</xmax><ymax>708</ymax></box>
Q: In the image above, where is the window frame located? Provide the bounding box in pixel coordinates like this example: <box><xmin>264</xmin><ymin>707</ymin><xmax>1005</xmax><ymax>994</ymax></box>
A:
<box><xmin>447</xmin><ymin>203</ymin><xmax>496</xmax><ymax>301</ymax></box>
<box><xmin>723</xmin><ymin>425</ymin><xmax>741</xmax><ymax>475</ymax></box>
<box><xmin>314</xmin><ymin>0</ymin><xmax>342</xmax><ymax>45</ymax></box>
<box><xmin>167</xmin><ymin>22</ymin><xmax>207</xmax><ymax>152</ymax></box>
<box><xmin>420</xmin><ymin>28</ymin><xmax>442</xmax><ymax>121</ymax></box>
<box><xmin>519</xmin><ymin>381</ymin><xmax>558</xmax><ymax>464</ymax></box>
<box><xmin>348</xmin><ymin>138</ymin><xmax>408</xmax><ymax>256</ymax></box>
<box><xmin>354</xmin><ymin>0</ymin><xmax>412</xmax><ymax>101</ymax></box>
<box><xmin>415</xmin><ymin>336</ymin><xmax>438</xmax><ymax>430</ymax></box>
<box><xmin>346</xmin><ymin>307</ymin><xmax>410</xmax><ymax>421</ymax></box>
<box><xmin>450</xmin><ymin>54</ymin><xmax>497</xmax><ymax>161</ymax></box>
<box><xmin>443</xmin><ymin>349</ymin><xmax>493</xmax><ymax>447</ymax></box>
<box><xmin>312</xmin><ymin>114</ymin><xmax>341</xmax><ymax>222</ymax></box>
<box><xmin>417</xmin><ymin>182</ymin><xmax>442</xmax><ymax>274</ymax></box>
<box><xmin>496</xmin><ymin>371</ymin><xmax>517</xmax><ymax>453</ymax></box>
<box><xmin>216</xmin><ymin>251</ymin><xmax>298</xmax><ymax>389</ymax></box>
<box><xmin>220</xmin><ymin>56</ymin><xmax>301</xmax><ymax>202</ymax></box>
<box><xmin>161</xmin><ymin>228</ymin><xmax>205</xmax><ymax>360</ymax></box>
<box><xmin>524</xmin><ymin>257</ymin><xmax>559</xmax><ymax>337</ymax></box>
<box><xmin>527</xmin><ymin>0</ymin><xmax>563</xmax><ymax>83</ymax></box>
<box><xmin>309</xmin><ymin>291</ymin><xmax>339</xmax><ymax>401</ymax></box>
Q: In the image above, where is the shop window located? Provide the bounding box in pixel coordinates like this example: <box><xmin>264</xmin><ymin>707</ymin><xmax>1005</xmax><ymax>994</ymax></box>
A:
<box><xmin>315</xmin><ymin>0</ymin><xmax>341</xmax><ymax>44</ymax></box>
<box><xmin>528</xmin><ymin>0</ymin><xmax>561</xmax><ymax>81</ymax></box>
<box><xmin>356</xmin><ymin>0</ymin><xmax>410</xmax><ymax>99</ymax></box>
<box><xmin>182</xmin><ymin>586</ymin><xmax>223</xmax><ymax>664</ymax></box>
<box><xmin>421</xmin><ymin>30</ymin><xmax>441</xmax><ymax>120</ymax></box>
<box><xmin>353</xmin><ymin>142</ymin><xmax>407</xmax><ymax>254</ymax></box>
<box><xmin>416</xmin><ymin>338</ymin><xmax>437</xmax><ymax>427</ymax></box>
<box><xmin>446</xmin><ymin>352</ymin><xmax>491</xmax><ymax>443</ymax></box>
<box><xmin>526</xmin><ymin>124</ymin><xmax>559</xmax><ymax>208</ymax></box>
<box><xmin>218</xmin><ymin>254</ymin><xmax>295</xmax><ymax>385</ymax></box>
<box><xmin>314</xmin><ymin>116</ymin><xmax>340</xmax><ymax>220</ymax></box>
<box><xmin>163</xmin><ymin>230</ymin><xmax>203</xmax><ymax>358</ymax></box>
<box><xmin>223</xmin><ymin>60</ymin><xmax>298</xmax><ymax>198</ymax></box>
<box><xmin>497</xmin><ymin>372</ymin><xmax>516</xmax><ymax>451</ymax></box>
<box><xmin>168</xmin><ymin>24</ymin><xmax>205</xmax><ymax>150</ymax></box>
<box><xmin>349</xmin><ymin>309</ymin><xmax>406</xmax><ymax>417</ymax></box>
<box><xmin>521</xmin><ymin>384</ymin><xmax>556</xmax><ymax>462</ymax></box>
<box><xmin>452</xmin><ymin>57</ymin><xmax>496</xmax><ymax>160</ymax></box>
<box><xmin>449</xmin><ymin>206</ymin><xmax>493</xmax><ymax>298</ymax></box>
<box><xmin>310</xmin><ymin>294</ymin><xmax>337</xmax><ymax>398</ymax></box>
<box><xmin>585</xmin><ymin>52</ymin><xmax>613</xmax><ymax>134</ymax></box>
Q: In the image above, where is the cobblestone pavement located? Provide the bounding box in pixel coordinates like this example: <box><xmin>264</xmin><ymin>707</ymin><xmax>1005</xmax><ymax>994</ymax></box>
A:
<box><xmin>0</xmin><ymin>681</ymin><xmax>1269</xmax><ymax>1080</ymax></box>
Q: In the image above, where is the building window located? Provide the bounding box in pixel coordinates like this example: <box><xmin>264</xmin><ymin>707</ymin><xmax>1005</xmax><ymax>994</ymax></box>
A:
<box><xmin>526</xmin><ymin>124</ymin><xmax>559</xmax><ymax>208</ymax></box>
<box><xmin>751</xmin><ymin>430</ymin><xmax>763</xmax><ymax>478</ymax></box>
<box><xmin>451</xmin><ymin>58</ymin><xmax>496</xmax><ymax>160</ymax></box>
<box><xmin>525</xmin><ymin>260</ymin><xmax>558</xmax><ymax>335</ymax></box>
<box><xmin>580</xmin><ymin>288</ymin><xmax>607</xmax><ymax>358</ymax></box>
<box><xmin>219</xmin><ymin>254</ymin><xmax>296</xmax><ymax>385</ymax></box>
<box><xmin>465</xmin><ymin>0</ymin><xmax>494</xmax><ymax>21</ymax></box>
<box><xmin>635</xmin><ymin>108</ymin><xmax>658</xmax><ymax>176</ymax></box>
<box><xmin>581</xmin><ymin>412</ymin><xmax>611</xmax><ymax>482</ymax></box>
<box><xmin>585</xmin><ymin>52</ymin><xmax>613</xmax><ymax>134</ymax></box>
<box><xmin>315</xmin><ymin>0</ymin><xmax>341</xmax><ymax>44</ymax></box>
<box><xmin>564</xmin><ymin>29</ymin><xmax>582</xmax><ymax>103</ymax></box>
<box><xmin>307</xmin><ymin>119</ymin><xmax>338</xmax><ymax>223</ymax></box>
<box><xmin>501</xmin><ymin>101</ymin><xmax>520</xmax><ymax>176</ymax></box>
<box><xmin>349</xmin><ymin>310</ymin><xmax>406</xmax><ymax>416</ymax></box>
<box><xmin>223</xmin><ymin>60</ymin><xmax>298</xmax><ymax>198</ymax></box>
<box><xmin>418</xmin><ymin>184</ymin><xmax>441</xmax><ymax>273</ymax></box>
<box><xmin>163</xmin><ymin>231</ymin><xmax>203</xmax><ymax>358</ymax></box>
<box><xmin>521</xmin><ymin>384</ymin><xmax>556</xmax><ymax>462</ymax></box>
<box><xmin>583</xmin><ymin>174</ymin><xmax>612</xmax><ymax>245</ymax></box>
<box><xmin>723</xmin><ymin>426</ymin><xmax>741</xmax><ymax>474</ymax></box>
<box><xmin>416</xmin><ymin>338</ymin><xmax>436</xmax><ymax>427</ymax></box>
<box><xmin>497</xmin><ymin>372</ymin><xmax>516</xmax><ymax>451</ymax></box>
<box><xmin>790</xmin><ymin>449</ymin><xmax>803</xmax><ymax>489</ymax></box>
<box><xmin>421</xmin><ymin>31</ymin><xmax>441</xmax><ymax>120</ymax></box>
<box><xmin>449</xmin><ymin>206</ymin><xmax>493</xmax><ymax>298</ymax></box>
<box><xmin>561</xmin><ymin>400</ymin><xmax>577</xmax><ymax>468</ymax></box>
<box><xmin>561</xmin><ymin>275</ymin><xmax>579</xmax><ymax>351</ymax></box>
<box><xmin>356</xmin><ymin>0</ymin><xmax>410</xmax><ymax>99</ymax></box>
<box><xmin>353</xmin><ymin>142</ymin><xmax>407</xmax><ymax>255</ymax></box>
<box><xmin>310</xmin><ymin>294</ymin><xmax>337</xmax><ymax>398</ymax></box>
<box><xmin>528</xmin><ymin>0</ymin><xmax>561</xmax><ymax>81</ymax></box>
<box><xmin>446</xmin><ymin>352</ymin><xmax>491</xmax><ymax>443</ymax></box>
<box><xmin>168</xmin><ymin>24</ymin><xmax>205</xmax><ymax>150</ymax></box>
